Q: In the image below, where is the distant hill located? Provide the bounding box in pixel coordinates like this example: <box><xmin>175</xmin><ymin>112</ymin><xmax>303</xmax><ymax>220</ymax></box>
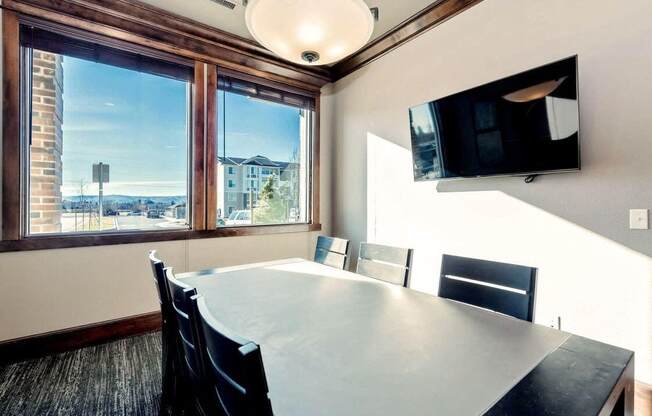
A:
<box><xmin>63</xmin><ymin>195</ymin><xmax>186</xmax><ymax>204</ymax></box>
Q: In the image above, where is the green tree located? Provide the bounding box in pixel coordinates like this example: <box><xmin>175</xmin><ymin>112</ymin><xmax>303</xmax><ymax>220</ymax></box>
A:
<box><xmin>277</xmin><ymin>146</ymin><xmax>300</xmax><ymax>220</ymax></box>
<box><xmin>253</xmin><ymin>174</ymin><xmax>286</xmax><ymax>224</ymax></box>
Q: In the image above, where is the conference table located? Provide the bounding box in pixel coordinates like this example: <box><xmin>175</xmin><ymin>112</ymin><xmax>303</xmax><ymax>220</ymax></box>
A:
<box><xmin>178</xmin><ymin>258</ymin><xmax>634</xmax><ymax>415</ymax></box>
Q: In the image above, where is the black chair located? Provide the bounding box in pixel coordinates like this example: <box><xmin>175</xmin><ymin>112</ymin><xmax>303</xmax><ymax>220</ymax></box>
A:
<box><xmin>148</xmin><ymin>251</ymin><xmax>178</xmax><ymax>415</ymax></box>
<box><xmin>314</xmin><ymin>235</ymin><xmax>350</xmax><ymax>270</ymax></box>
<box><xmin>165</xmin><ymin>267</ymin><xmax>220</xmax><ymax>415</ymax></box>
<box><xmin>195</xmin><ymin>294</ymin><xmax>274</xmax><ymax>416</ymax></box>
<box><xmin>356</xmin><ymin>242</ymin><xmax>413</xmax><ymax>287</ymax></box>
<box><xmin>438</xmin><ymin>254</ymin><xmax>537</xmax><ymax>322</ymax></box>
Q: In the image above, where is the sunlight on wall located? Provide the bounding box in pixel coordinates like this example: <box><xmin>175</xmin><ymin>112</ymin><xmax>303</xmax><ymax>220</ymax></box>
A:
<box><xmin>366</xmin><ymin>132</ymin><xmax>652</xmax><ymax>383</ymax></box>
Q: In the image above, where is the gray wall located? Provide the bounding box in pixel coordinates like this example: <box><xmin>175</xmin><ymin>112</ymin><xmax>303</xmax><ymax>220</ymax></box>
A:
<box><xmin>330</xmin><ymin>0</ymin><xmax>652</xmax><ymax>383</ymax></box>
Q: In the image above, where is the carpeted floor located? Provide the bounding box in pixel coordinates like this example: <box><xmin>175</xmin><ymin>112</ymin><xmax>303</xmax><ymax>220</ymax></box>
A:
<box><xmin>0</xmin><ymin>332</ymin><xmax>163</xmax><ymax>416</ymax></box>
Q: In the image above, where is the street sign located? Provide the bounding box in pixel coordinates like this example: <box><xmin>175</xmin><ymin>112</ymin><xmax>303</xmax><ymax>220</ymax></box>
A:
<box><xmin>92</xmin><ymin>163</ymin><xmax>110</xmax><ymax>230</ymax></box>
<box><xmin>92</xmin><ymin>163</ymin><xmax>110</xmax><ymax>183</ymax></box>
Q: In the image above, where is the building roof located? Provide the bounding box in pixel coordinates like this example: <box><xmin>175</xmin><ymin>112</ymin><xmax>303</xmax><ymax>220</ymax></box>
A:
<box><xmin>218</xmin><ymin>155</ymin><xmax>292</xmax><ymax>169</ymax></box>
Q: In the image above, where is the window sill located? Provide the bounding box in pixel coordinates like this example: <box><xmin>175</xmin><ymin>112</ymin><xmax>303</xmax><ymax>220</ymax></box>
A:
<box><xmin>0</xmin><ymin>223</ymin><xmax>322</xmax><ymax>253</ymax></box>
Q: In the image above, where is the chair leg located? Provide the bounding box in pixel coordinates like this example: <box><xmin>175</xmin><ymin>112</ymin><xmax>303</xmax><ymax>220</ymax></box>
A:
<box><xmin>160</xmin><ymin>328</ymin><xmax>185</xmax><ymax>416</ymax></box>
<box><xmin>159</xmin><ymin>359</ymin><xmax>177</xmax><ymax>415</ymax></box>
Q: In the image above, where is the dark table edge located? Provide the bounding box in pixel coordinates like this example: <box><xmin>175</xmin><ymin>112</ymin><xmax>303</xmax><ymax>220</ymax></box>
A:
<box><xmin>485</xmin><ymin>334</ymin><xmax>635</xmax><ymax>416</ymax></box>
<box><xmin>600</xmin><ymin>356</ymin><xmax>634</xmax><ymax>416</ymax></box>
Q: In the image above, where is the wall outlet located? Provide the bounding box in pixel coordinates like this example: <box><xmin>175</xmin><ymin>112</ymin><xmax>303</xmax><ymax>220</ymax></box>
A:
<box><xmin>629</xmin><ymin>209</ymin><xmax>649</xmax><ymax>230</ymax></box>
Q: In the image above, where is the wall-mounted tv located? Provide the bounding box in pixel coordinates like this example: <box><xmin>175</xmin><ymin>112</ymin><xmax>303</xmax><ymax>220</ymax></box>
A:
<box><xmin>409</xmin><ymin>56</ymin><xmax>580</xmax><ymax>181</ymax></box>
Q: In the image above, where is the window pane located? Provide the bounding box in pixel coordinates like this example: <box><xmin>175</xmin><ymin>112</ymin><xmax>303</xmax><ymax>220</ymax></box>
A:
<box><xmin>27</xmin><ymin>47</ymin><xmax>191</xmax><ymax>235</ymax></box>
<box><xmin>216</xmin><ymin>86</ymin><xmax>311</xmax><ymax>227</ymax></box>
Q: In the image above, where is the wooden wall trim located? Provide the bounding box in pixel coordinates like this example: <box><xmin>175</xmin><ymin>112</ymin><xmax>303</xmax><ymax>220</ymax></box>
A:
<box><xmin>1</xmin><ymin>0</ymin><xmax>330</xmax><ymax>91</ymax></box>
<box><xmin>205</xmin><ymin>66</ymin><xmax>218</xmax><ymax>230</ymax></box>
<box><xmin>0</xmin><ymin>311</ymin><xmax>162</xmax><ymax>365</ymax></box>
<box><xmin>332</xmin><ymin>0</ymin><xmax>486</xmax><ymax>80</ymax></box>
<box><xmin>312</xmin><ymin>94</ymin><xmax>321</xmax><ymax>226</ymax></box>
<box><xmin>2</xmin><ymin>10</ymin><xmax>21</xmax><ymax>241</ymax></box>
<box><xmin>192</xmin><ymin>62</ymin><xmax>207</xmax><ymax>231</ymax></box>
<box><xmin>0</xmin><ymin>223</ymin><xmax>322</xmax><ymax>253</ymax></box>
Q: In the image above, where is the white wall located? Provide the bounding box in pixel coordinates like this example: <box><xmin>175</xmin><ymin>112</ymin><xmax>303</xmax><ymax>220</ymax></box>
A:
<box><xmin>0</xmin><ymin>6</ymin><xmax>333</xmax><ymax>341</ymax></box>
<box><xmin>0</xmin><ymin>233</ymin><xmax>321</xmax><ymax>341</ymax></box>
<box><xmin>330</xmin><ymin>0</ymin><xmax>652</xmax><ymax>383</ymax></box>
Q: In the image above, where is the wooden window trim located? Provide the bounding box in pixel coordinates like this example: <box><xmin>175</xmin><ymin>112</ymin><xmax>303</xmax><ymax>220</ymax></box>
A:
<box><xmin>1</xmin><ymin>11</ymin><xmax>322</xmax><ymax>252</ymax></box>
<box><xmin>312</xmin><ymin>94</ymin><xmax>321</xmax><ymax>226</ymax></box>
<box><xmin>2</xmin><ymin>11</ymin><xmax>21</xmax><ymax>241</ymax></box>
<box><xmin>193</xmin><ymin>61</ymin><xmax>207</xmax><ymax>231</ymax></box>
<box><xmin>213</xmin><ymin>67</ymin><xmax>319</xmax><ymax>229</ymax></box>
<box><xmin>205</xmin><ymin>66</ymin><xmax>218</xmax><ymax>230</ymax></box>
<box><xmin>0</xmin><ymin>224</ymin><xmax>322</xmax><ymax>253</ymax></box>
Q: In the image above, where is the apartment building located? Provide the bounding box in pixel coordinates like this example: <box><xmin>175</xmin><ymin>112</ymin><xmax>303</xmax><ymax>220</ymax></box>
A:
<box><xmin>217</xmin><ymin>155</ymin><xmax>298</xmax><ymax>220</ymax></box>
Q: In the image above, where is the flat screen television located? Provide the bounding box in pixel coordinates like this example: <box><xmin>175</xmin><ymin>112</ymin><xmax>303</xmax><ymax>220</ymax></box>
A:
<box><xmin>409</xmin><ymin>56</ymin><xmax>580</xmax><ymax>181</ymax></box>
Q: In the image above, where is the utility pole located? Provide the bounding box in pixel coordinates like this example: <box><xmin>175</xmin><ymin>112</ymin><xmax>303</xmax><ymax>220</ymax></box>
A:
<box><xmin>93</xmin><ymin>163</ymin><xmax>110</xmax><ymax>231</ymax></box>
<box><xmin>98</xmin><ymin>163</ymin><xmax>104</xmax><ymax>228</ymax></box>
<box><xmin>78</xmin><ymin>179</ymin><xmax>86</xmax><ymax>231</ymax></box>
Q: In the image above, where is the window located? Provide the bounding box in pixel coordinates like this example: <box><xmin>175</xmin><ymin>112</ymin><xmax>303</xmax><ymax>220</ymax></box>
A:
<box><xmin>21</xmin><ymin>27</ymin><xmax>192</xmax><ymax>235</ymax></box>
<box><xmin>2</xmin><ymin>17</ymin><xmax>320</xmax><ymax>250</ymax></box>
<box><xmin>217</xmin><ymin>75</ymin><xmax>313</xmax><ymax>227</ymax></box>
<box><xmin>247</xmin><ymin>166</ymin><xmax>257</xmax><ymax>178</ymax></box>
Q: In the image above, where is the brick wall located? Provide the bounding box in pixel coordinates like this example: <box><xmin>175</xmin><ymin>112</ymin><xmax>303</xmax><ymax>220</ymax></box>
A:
<box><xmin>29</xmin><ymin>51</ymin><xmax>63</xmax><ymax>234</ymax></box>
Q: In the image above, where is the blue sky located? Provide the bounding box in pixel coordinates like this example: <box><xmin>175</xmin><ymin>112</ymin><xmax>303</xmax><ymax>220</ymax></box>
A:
<box><xmin>218</xmin><ymin>90</ymin><xmax>302</xmax><ymax>161</ymax></box>
<box><xmin>58</xmin><ymin>56</ymin><xmax>301</xmax><ymax>196</ymax></box>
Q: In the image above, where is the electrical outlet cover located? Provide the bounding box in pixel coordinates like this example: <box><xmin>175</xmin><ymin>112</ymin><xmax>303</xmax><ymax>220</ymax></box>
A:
<box><xmin>629</xmin><ymin>209</ymin><xmax>649</xmax><ymax>230</ymax></box>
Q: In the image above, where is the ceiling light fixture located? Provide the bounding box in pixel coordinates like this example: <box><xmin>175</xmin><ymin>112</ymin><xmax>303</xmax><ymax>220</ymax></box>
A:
<box><xmin>245</xmin><ymin>0</ymin><xmax>375</xmax><ymax>66</ymax></box>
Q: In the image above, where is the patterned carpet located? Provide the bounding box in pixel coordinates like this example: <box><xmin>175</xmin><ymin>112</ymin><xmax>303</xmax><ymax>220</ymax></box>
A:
<box><xmin>0</xmin><ymin>332</ymin><xmax>163</xmax><ymax>416</ymax></box>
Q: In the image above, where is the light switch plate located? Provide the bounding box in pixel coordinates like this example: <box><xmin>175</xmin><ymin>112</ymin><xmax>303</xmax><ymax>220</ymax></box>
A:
<box><xmin>629</xmin><ymin>209</ymin><xmax>649</xmax><ymax>230</ymax></box>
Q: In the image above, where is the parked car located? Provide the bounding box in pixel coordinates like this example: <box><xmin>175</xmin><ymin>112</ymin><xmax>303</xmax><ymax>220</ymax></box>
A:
<box><xmin>225</xmin><ymin>210</ymin><xmax>251</xmax><ymax>225</ymax></box>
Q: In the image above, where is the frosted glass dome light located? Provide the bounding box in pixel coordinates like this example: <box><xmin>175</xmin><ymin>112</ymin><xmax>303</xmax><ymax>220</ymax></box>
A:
<box><xmin>245</xmin><ymin>0</ymin><xmax>375</xmax><ymax>66</ymax></box>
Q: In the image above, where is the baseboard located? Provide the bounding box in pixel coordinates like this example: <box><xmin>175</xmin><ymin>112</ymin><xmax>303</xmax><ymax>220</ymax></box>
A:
<box><xmin>0</xmin><ymin>311</ymin><xmax>162</xmax><ymax>365</ymax></box>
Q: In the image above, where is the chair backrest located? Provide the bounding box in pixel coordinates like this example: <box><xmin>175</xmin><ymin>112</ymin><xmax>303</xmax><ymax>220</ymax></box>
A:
<box><xmin>148</xmin><ymin>250</ymin><xmax>171</xmax><ymax>317</ymax></box>
<box><xmin>314</xmin><ymin>235</ymin><xmax>350</xmax><ymax>270</ymax></box>
<box><xmin>356</xmin><ymin>242</ymin><xmax>413</xmax><ymax>287</ymax></box>
<box><xmin>165</xmin><ymin>267</ymin><xmax>203</xmax><ymax>384</ymax></box>
<box><xmin>195</xmin><ymin>295</ymin><xmax>273</xmax><ymax>416</ymax></box>
<box><xmin>439</xmin><ymin>254</ymin><xmax>537</xmax><ymax>322</ymax></box>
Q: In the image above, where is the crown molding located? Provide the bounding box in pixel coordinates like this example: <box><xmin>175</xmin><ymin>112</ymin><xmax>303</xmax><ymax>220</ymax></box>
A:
<box><xmin>1</xmin><ymin>0</ymin><xmax>331</xmax><ymax>91</ymax></box>
<box><xmin>1</xmin><ymin>0</ymin><xmax>486</xmax><ymax>87</ymax></box>
<box><xmin>331</xmin><ymin>0</ymin><xmax>486</xmax><ymax>81</ymax></box>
